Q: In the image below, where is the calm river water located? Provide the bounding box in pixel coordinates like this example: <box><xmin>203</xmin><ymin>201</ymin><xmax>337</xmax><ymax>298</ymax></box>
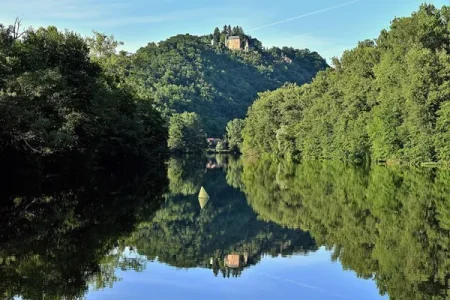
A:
<box><xmin>3</xmin><ymin>154</ymin><xmax>449</xmax><ymax>299</ymax></box>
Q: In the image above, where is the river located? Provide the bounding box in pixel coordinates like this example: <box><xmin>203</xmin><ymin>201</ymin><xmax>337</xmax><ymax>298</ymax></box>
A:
<box><xmin>2</xmin><ymin>154</ymin><xmax>449</xmax><ymax>299</ymax></box>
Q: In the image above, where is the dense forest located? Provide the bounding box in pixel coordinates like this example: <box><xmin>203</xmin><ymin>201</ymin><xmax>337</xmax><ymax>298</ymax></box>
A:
<box><xmin>242</xmin><ymin>4</ymin><xmax>450</xmax><ymax>164</ymax></box>
<box><xmin>0</xmin><ymin>20</ymin><xmax>327</xmax><ymax>157</ymax></box>
<box><xmin>239</xmin><ymin>157</ymin><xmax>450</xmax><ymax>300</ymax></box>
<box><xmin>108</xmin><ymin>27</ymin><xmax>327</xmax><ymax>137</ymax></box>
<box><xmin>0</xmin><ymin>22</ymin><xmax>167</xmax><ymax>161</ymax></box>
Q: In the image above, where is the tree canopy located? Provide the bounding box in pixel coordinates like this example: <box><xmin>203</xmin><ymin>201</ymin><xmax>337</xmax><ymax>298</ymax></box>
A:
<box><xmin>100</xmin><ymin>30</ymin><xmax>327</xmax><ymax>136</ymax></box>
<box><xmin>226</xmin><ymin>118</ymin><xmax>245</xmax><ymax>152</ymax></box>
<box><xmin>167</xmin><ymin>112</ymin><xmax>207</xmax><ymax>152</ymax></box>
<box><xmin>242</xmin><ymin>4</ymin><xmax>450</xmax><ymax>164</ymax></box>
<box><xmin>0</xmin><ymin>24</ymin><xmax>167</xmax><ymax>160</ymax></box>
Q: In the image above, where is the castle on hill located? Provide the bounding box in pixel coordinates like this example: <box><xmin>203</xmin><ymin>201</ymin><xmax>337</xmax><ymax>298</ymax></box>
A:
<box><xmin>224</xmin><ymin>36</ymin><xmax>250</xmax><ymax>51</ymax></box>
<box><xmin>210</xmin><ymin>25</ymin><xmax>255</xmax><ymax>51</ymax></box>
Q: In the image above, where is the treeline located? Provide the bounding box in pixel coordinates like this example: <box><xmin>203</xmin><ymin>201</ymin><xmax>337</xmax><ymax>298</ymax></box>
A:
<box><xmin>0</xmin><ymin>20</ymin><xmax>327</xmax><ymax>157</ymax></box>
<box><xmin>0</xmin><ymin>22</ymin><xmax>167</xmax><ymax>161</ymax></box>
<box><xmin>240</xmin><ymin>158</ymin><xmax>450</xmax><ymax>300</ymax></box>
<box><xmin>242</xmin><ymin>4</ymin><xmax>450</xmax><ymax>164</ymax></box>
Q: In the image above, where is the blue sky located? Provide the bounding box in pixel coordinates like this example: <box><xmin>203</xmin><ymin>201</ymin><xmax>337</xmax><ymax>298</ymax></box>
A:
<box><xmin>1</xmin><ymin>0</ymin><xmax>449</xmax><ymax>60</ymax></box>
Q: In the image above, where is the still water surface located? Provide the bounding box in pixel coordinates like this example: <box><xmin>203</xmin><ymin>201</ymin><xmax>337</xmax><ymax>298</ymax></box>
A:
<box><xmin>2</xmin><ymin>155</ymin><xmax>449</xmax><ymax>299</ymax></box>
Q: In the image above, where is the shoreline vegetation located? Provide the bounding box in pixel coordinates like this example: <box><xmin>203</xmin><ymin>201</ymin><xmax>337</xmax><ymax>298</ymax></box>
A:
<box><xmin>0</xmin><ymin>20</ymin><xmax>167</xmax><ymax>164</ymax></box>
<box><xmin>0</xmin><ymin>20</ymin><xmax>327</xmax><ymax>164</ymax></box>
<box><xmin>239</xmin><ymin>4</ymin><xmax>450</xmax><ymax>166</ymax></box>
<box><xmin>2</xmin><ymin>4</ymin><xmax>450</xmax><ymax>168</ymax></box>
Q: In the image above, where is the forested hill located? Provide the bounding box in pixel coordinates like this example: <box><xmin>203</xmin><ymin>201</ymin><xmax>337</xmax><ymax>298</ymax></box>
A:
<box><xmin>101</xmin><ymin>30</ymin><xmax>328</xmax><ymax>136</ymax></box>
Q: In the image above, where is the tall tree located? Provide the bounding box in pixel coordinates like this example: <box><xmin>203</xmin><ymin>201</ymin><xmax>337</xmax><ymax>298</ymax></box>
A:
<box><xmin>222</xmin><ymin>25</ymin><xmax>228</xmax><ymax>35</ymax></box>
<box><xmin>213</xmin><ymin>27</ymin><xmax>220</xmax><ymax>42</ymax></box>
<box><xmin>0</xmin><ymin>24</ymin><xmax>166</xmax><ymax>158</ymax></box>
<box><xmin>226</xmin><ymin>119</ymin><xmax>245</xmax><ymax>152</ymax></box>
<box><xmin>85</xmin><ymin>31</ymin><xmax>124</xmax><ymax>57</ymax></box>
<box><xmin>168</xmin><ymin>112</ymin><xmax>207</xmax><ymax>153</ymax></box>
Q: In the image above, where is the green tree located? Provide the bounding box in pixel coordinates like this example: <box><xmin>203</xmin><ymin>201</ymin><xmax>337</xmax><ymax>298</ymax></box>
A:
<box><xmin>168</xmin><ymin>112</ymin><xmax>207</xmax><ymax>152</ymax></box>
<box><xmin>226</xmin><ymin>119</ymin><xmax>245</xmax><ymax>152</ymax></box>
<box><xmin>241</xmin><ymin>4</ymin><xmax>450</xmax><ymax>165</ymax></box>
<box><xmin>0</xmin><ymin>24</ymin><xmax>166</xmax><ymax>159</ymax></box>
<box><xmin>85</xmin><ymin>31</ymin><xmax>124</xmax><ymax>57</ymax></box>
<box><xmin>212</xmin><ymin>27</ymin><xmax>220</xmax><ymax>44</ymax></box>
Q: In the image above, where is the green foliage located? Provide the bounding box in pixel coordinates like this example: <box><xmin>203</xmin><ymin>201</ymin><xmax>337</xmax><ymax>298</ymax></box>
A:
<box><xmin>101</xmin><ymin>31</ymin><xmax>326</xmax><ymax>136</ymax></box>
<box><xmin>225</xmin><ymin>118</ymin><xmax>245</xmax><ymax>152</ymax></box>
<box><xmin>241</xmin><ymin>157</ymin><xmax>450</xmax><ymax>300</ymax></box>
<box><xmin>0</xmin><ymin>24</ymin><xmax>167</xmax><ymax>159</ymax></box>
<box><xmin>86</xmin><ymin>31</ymin><xmax>124</xmax><ymax>58</ymax></box>
<box><xmin>168</xmin><ymin>112</ymin><xmax>206</xmax><ymax>152</ymax></box>
<box><xmin>242</xmin><ymin>84</ymin><xmax>306</xmax><ymax>158</ymax></box>
<box><xmin>242</xmin><ymin>4</ymin><xmax>450</xmax><ymax>164</ymax></box>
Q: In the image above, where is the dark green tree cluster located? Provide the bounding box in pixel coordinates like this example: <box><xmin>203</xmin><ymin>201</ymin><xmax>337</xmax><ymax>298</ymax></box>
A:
<box><xmin>0</xmin><ymin>23</ymin><xmax>167</xmax><ymax>160</ymax></box>
<box><xmin>212</xmin><ymin>25</ymin><xmax>244</xmax><ymax>43</ymax></box>
<box><xmin>103</xmin><ymin>31</ymin><xmax>326</xmax><ymax>136</ymax></box>
<box><xmin>241</xmin><ymin>157</ymin><xmax>450</xmax><ymax>300</ymax></box>
<box><xmin>225</xmin><ymin>118</ymin><xmax>245</xmax><ymax>152</ymax></box>
<box><xmin>167</xmin><ymin>112</ymin><xmax>207</xmax><ymax>152</ymax></box>
<box><xmin>242</xmin><ymin>4</ymin><xmax>450</xmax><ymax>164</ymax></box>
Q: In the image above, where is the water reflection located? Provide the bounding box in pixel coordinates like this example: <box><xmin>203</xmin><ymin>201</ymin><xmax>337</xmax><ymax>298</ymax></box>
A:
<box><xmin>129</xmin><ymin>155</ymin><xmax>316</xmax><ymax>278</ymax></box>
<box><xmin>0</xmin><ymin>156</ymin><xmax>167</xmax><ymax>299</ymax></box>
<box><xmin>198</xmin><ymin>186</ymin><xmax>210</xmax><ymax>209</ymax></box>
<box><xmin>241</xmin><ymin>158</ymin><xmax>450</xmax><ymax>300</ymax></box>
<box><xmin>2</xmin><ymin>154</ymin><xmax>450</xmax><ymax>299</ymax></box>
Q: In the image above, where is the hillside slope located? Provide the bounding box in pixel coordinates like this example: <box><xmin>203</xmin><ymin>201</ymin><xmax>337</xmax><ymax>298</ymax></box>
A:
<box><xmin>121</xmin><ymin>33</ymin><xmax>327</xmax><ymax>136</ymax></box>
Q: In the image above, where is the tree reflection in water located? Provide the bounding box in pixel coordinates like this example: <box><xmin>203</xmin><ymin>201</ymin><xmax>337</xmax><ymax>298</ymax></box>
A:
<box><xmin>242</xmin><ymin>158</ymin><xmax>450</xmax><ymax>300</ymax></box>
<box><xmin>0</xmin><ymin>154</ymin><xmax>167</xmax><ymax>299</ymax></box>
<box><xmin>3</xmin><ymin>154</ymin><xmax>447</xmax><ymax>300</ymax></box>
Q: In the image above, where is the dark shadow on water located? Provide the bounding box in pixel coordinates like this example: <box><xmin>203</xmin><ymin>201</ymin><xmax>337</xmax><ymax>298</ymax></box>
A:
<box><xmin>0</xmin><ymin>152</ymin><xmax>168</xmax><ymax>299</ymax></box>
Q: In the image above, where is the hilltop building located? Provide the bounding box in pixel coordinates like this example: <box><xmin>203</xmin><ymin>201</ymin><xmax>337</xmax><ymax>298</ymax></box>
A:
<box><xmin>226</xmin><ymin>36</ymin><xmax>241</xmax><ymax>50</ymax></box>
<box><xmin>225</xmin><ymin>36</ymin><xmax>250</xmax><ymax>51</ymax></box>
